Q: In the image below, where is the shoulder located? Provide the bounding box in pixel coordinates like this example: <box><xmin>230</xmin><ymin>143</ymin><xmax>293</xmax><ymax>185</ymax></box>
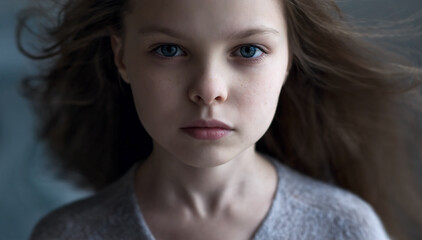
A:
<box><xmin>270</xmin><ymin>159</ymin><xmax>391</xmax><ymax>240</ymax></box>
<box><xmin>30</xmin><ymin>165</ymin><xmax>142</xmax><ymax>240</ymax></box>
<box><xmin>30</xmin><ymin>195</ymin><xmax>101</xmax><ymax>239</ymax></box>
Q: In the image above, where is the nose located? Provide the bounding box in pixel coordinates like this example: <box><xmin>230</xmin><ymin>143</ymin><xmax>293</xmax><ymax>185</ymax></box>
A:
<box><xmin>188</xmin><ymin>62</ymin><xmax>228</xmax><ymax>105</ymax></box>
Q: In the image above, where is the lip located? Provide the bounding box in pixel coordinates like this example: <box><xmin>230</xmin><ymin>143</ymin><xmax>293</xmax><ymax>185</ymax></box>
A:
<box><xmin>181</xmin><ymin>119</ymin><xmax>234</xmax><ymax>140</ymax></box>
<box><xmin>181</xmin><ymin>119</ymin><xmax>233</xmax><ymax>129</ymax></box>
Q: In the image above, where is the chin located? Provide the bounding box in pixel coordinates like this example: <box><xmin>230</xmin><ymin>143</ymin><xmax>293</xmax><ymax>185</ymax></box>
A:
<box><xmin>174</xmin><ymin>149</ymin><xmax>238</xmax><ymax>169</ymax></box>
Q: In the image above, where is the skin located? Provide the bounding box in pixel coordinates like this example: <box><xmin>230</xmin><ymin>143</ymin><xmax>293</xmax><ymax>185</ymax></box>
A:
<box><xmin>111</xmin><ymin>0</ymin><xmax>290</xmax><ymax>239</ymax></box>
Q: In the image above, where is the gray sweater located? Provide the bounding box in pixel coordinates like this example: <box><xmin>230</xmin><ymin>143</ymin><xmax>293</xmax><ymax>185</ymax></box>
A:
<box><xmin>30</xmin><ymin>156</ymin><xmax>391</xmax><ymax>240</ymax></box>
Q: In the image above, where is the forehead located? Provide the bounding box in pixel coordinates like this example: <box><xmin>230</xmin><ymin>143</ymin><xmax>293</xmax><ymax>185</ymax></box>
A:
<box><xmin>125</xmin><ymin>0</ymin><xmax>286</xmax><ymax>41</ymax></box>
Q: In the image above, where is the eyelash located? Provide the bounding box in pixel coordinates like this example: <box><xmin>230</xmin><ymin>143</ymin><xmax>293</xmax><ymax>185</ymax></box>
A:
<box><xmin>150</xmin><ymin>44</ymin><xmax>267</xmax><ymax>64</ymax></box>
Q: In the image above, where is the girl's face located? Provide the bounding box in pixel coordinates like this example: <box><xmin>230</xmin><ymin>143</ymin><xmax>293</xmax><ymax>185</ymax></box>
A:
<box><xmin>112</xmin><ymin>0</ymin><xmax>289</xmax><ymax>167</ymax></box>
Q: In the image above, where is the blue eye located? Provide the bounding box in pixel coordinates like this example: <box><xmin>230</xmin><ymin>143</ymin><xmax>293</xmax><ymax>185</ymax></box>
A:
<box><xmin>152</xmin><ymin>44</ymin><xmax>265</xmax><ymax>61</ymax></box>
<box><xmin>236</xmin><ymin>45</ymin><xmax>264</xmax><ymax>58</ymax></box>
<box><xmin>154</xmin><ymin>44</ymin><xmax>185</xmax><ymax>57</ymax></box>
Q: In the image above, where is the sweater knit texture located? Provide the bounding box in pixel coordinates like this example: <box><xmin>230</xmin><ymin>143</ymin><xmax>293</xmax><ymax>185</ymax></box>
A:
<box><xmin>30</xmin><ymin>155</ymin><xmax>391</xmax><ymax>240</ymax></box>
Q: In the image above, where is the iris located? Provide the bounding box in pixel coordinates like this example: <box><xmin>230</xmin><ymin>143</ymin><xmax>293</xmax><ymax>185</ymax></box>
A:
<box><xmin>160</xmin><ymin>45</ymin><xmax>178</xmax><ymax>57</ymax></box>
<box><xmin>240</xmin><ymin>46</ymin><xmax>257</xmax><ymax>58</ymax></box>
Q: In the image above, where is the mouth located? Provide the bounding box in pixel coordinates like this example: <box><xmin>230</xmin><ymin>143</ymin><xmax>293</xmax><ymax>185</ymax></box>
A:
<box><xmin>180</xmin><ymin>119</ymin><xmax>234</xmax><ymax>140</ymax></box>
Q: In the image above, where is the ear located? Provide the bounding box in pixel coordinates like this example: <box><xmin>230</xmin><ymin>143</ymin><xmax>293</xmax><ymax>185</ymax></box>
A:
<box><xmin>110</xmin><ymin>34</ymin><xmax>130</xmax><ymax>84</ymax></box>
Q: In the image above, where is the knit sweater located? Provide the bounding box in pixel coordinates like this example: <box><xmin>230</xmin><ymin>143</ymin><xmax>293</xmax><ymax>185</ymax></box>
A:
<box><xmin>30</xmin><ymin>156</ymin><xmax>391</xmax><ymax>240</ymax></box>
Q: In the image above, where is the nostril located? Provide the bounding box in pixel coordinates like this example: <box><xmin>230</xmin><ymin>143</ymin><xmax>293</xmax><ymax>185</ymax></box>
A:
<box><xmin>190</xmin><ymin>94</ymin><xmax>222</xmax><ymax>106</ymax></box>
<box><xmin>194</xmin><ymin>95</ymin><xmax>202</xmax><ymax>103</ymax></box>
<box><xmin>187</xmin><ymin>80</ymin><xmax>228</xmax><ymax>105</ymax></box>
<box><xmin>214</xmin><ymin>95</ymin><xmax>226</xmax><ymax>103</ymax></box>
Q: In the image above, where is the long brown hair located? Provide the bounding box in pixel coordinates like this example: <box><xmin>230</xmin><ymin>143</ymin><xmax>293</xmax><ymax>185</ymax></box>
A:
<box><xmin>16</xmin><ymin>0</ymin><xmax>422</xmax><ymax>239</ymax></box>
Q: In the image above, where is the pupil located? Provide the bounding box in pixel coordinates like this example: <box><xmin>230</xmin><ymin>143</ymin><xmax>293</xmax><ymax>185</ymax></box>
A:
<box><xmin>241</xmin><ymin>46</ymin><xmax>256</xmax><ymax>58</ymax></box>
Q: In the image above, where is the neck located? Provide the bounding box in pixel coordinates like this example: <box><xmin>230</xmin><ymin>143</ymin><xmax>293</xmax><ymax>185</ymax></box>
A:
<box><xmin>135</xmin><ymin>146</ymin><xmax>271</xmax><ymax>218</ymax></box>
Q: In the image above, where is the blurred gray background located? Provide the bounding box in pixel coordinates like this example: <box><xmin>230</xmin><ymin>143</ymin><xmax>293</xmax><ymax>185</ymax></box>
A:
<box><xmin>0</xmin><ymin>0</ymin><xmax>421</xmax><ymax>239</ymax></box>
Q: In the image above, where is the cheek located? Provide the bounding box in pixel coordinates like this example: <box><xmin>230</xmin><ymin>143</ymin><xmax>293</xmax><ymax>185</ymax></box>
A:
<box><xmin>235</xmin><ymin>65</ymin><xmax>285</xmax><ymax>134</ymax></box>
<box><xmin>127</xmin><ymin>69</ymin><xmax>180</xmax><ymax>129</ymax></box>
<box><xmin>242</xmin><ymin>66</ymin><xmax>284</xmax><ymax>112</ymax></box>
<box><xmin>239</xmin><ymin>49</ymin><xmax>288</xmax><ymax>109</ymax></box>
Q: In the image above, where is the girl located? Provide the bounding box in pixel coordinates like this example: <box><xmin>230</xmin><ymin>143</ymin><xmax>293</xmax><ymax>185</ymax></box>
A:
<box><xmin>17</xmin><ymin>0</ymin><xmax>422</xmax><ymax>239</ymax></box>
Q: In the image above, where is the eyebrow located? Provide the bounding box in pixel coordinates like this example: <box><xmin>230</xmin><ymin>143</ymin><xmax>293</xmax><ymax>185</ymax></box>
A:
<box><xmin>137</xmin><ymin>25</ymin><xmax>280</xmax><ymax>40</ymax></box>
